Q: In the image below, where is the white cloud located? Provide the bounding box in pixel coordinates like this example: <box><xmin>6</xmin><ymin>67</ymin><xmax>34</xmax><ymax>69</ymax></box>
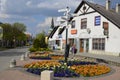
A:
<box><xmin>25</xmin><ymin>0</ymin><xmax>81</xmax><ymax>14</ymax></box>
<box><xmin>36</xmin><ymin>16</ymin><xmax>60</xmax><ymax>34</ymax></box>
<box><xmin>37</xmin><ymin>17</ymin><xmax>52</xmax><ymax>28</ymax></box>
<box><xmin>26</xmin><ymin>1</ymin><xmax>32</xmax><ymax>7</ymax></box>
<box><xmin>0</xmin><ymin>0</ymin><xmax>7</xmax><ymax>12</ymax></box>
<box><xmin>0</xmin><ymin>0</ymin><xmax>82</xmax><ymax>17</ymax></box>
<box><xmin>0</xmin><ymin>13</ymin><xmax>10</xmax><ymax>18</ymax></box>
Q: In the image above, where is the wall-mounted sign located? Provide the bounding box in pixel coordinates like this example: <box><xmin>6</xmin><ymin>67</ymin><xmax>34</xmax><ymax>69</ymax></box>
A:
<box><xmin>71</xmin><ymin>29</ymin><xmax>77</xmax><ymax>34</ymax></box>
<box><xmin>95</xmin><ymin>16</ymin><xmax>101</xmax><ymax>26</ymax></box>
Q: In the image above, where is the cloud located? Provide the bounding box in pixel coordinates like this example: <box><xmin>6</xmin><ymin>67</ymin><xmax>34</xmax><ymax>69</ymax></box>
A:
<box><xmin>36</xmin><ymin>17</ymin><xmax>52</xmax><ymax>33</ymax></box>
<box><xmin>37</xmin><ymin>17</ymin><xmax>51</xmax><ymax>28</ymax></box>
<box><xmin>0</xmin><ymin>13</ymin><xmax>10</xmax><ymax>18</ymax></box>
<box><xmin>36</xmin><ymin>17</ymin><xmax>58</xmax><ymax>34</ymax></box>
<box><xmin>0</xmin><ymin>0</ymin><xmax>82</xmax><ymax>19</ymax></box>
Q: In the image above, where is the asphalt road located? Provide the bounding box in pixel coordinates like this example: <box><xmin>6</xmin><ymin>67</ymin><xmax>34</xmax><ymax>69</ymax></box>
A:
<box><xmin>0</xmin><ymin>47</ymin><xmax>29</xmax><ymax>72</ymax></box>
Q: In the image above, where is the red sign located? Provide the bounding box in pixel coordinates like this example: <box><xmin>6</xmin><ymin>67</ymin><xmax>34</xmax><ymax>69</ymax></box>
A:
<box><xmin>71</xmin><ymin>29</ymin><xmax>77</xmax><ymax>34</ymax></box>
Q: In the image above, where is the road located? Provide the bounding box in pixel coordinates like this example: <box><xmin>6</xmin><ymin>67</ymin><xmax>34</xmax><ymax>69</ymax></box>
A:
<box><xmin>0</xmin><ymin>47</ymin><xmax>29</xmax><ymax>72</ymax></box>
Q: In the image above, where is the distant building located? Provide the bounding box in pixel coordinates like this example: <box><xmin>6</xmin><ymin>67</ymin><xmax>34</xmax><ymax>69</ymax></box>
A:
<box><xmin>25</xmin><ymin>32</ymin><xmax>32</xmax><ymax>45</ymax></box>
<box><xmin>48</xmin><ymin>0</ymin><xmax>120</xmax><ymax>56</ymax></box>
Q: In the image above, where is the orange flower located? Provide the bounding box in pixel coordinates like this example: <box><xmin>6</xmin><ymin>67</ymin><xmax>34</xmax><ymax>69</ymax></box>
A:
<box><xmin>70</xmin><ymin>64</ymin><xmax>110</xmax><ymax>77</ymax></box>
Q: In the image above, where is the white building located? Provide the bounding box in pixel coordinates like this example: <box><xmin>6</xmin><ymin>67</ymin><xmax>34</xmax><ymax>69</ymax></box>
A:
<box><xmin>48</xmin><ymin>0</ymin><xmax>120</xmax><ymax>56</ymax></box>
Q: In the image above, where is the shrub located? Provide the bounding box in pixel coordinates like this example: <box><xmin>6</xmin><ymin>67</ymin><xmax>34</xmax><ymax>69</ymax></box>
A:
<box><xmin>29</xmin><ymin>47</ymin><xmax>37</xmax><ymax>52</ymax></box>
<box><xmin>33</xmin><ymin>38</ymin><xmax>40</xmax><ymax>49</ymax></box>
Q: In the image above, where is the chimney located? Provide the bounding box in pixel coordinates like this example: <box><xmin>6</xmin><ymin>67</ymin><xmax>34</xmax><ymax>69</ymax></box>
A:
<box><xmin>106</xmin><ymin>0</ymin><xmax>111</xmax><ymax>10</ymax></box>
<box><xmin>116</xmin><ymin>3</ymin><xmax>120</xmax><ymax>13</ymax></box>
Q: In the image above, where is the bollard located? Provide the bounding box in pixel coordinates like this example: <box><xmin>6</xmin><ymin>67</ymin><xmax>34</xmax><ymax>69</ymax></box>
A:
<box><xmin>25</xmin><ymin>52</ymin><xmax>29</xmax><ymax>58</ymax></box>
<box><xmin>20</xmin><ymin>54</ymin><xmax>25</xmax><ymax>61</ymax></box>
<box><xmin>9</xmin><ymin>59</ymin><xmax>16</xmax><ymax>68</ymax></box>
<box><xmin>41</xmin><ymin>70</ymin><xmax>54</xmax><ymax>80</ymax></box>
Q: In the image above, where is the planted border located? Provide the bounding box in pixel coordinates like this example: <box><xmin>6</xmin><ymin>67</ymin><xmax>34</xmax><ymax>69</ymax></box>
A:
<box><xmin>24</xmin><ymin>60</ymin><xmax>110</xmax><ymax>77</ymax></box>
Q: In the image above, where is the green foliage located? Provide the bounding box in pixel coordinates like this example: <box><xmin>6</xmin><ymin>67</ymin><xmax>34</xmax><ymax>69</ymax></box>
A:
<box><xmin>35</xmin><ymin>32</ymin><xmax>47</xmax><ymax>48</ymax></box>
<box><xmin>29</xmin><ymin>47</ymin><xmax>52</xmax><ymax>52</ymax></box>
<box><xmin>30</xmin><ymin>32</ymin><xmax>49</xmax><ymax>52</ymax></box>
<box><xmin>29</xmin><ymin>47</ymin><xmax>37</xmax><ymax>52</ymax></box>
<box><xmin>33</xmin><ymin>38</ymin><xmax>40</xmax><ymax>49</ymax></box>
<box><xmin>13</xmin><ymin>22</ymin><xmax>26</xmax><ymax>32</ymax></box>
<box><xmin>0</xmin><ymin>22</ymin><xmax>27</xmax><ymax>47</ymax></box>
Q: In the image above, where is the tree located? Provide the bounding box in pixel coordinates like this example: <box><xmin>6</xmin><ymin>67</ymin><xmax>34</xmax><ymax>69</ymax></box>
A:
<box><xmin>36</xmin><ymin>32</ymin><xmax>47</xmax><ymax>48</ymax></box>
<box><xmin>12</xmin><ymin>23</ymin><xmax>27</xmax><ymax>46</ymax></box>
<box><xmin>50</xmin><ymin>18</ymin><xmax>54</xmax><ymax>29</ymax></box>
<box><xmin>13</xmin><ymin>22</ymin><xmax>26</xmax><ymax>32</ymax></box>
<box><xmin>1</xmin><ymin>23</ymin><xmax>13</xmax><ymax>40</ymax></box>
<box><xmin>1</xmin><ymin>23</ymin><xmax>14</xmax><ymax>47</ymax></box>
<box><xmin>0</xmin><ymin>22</ymin><xmax>27</xmax><ymax>47</ymax></box>
<box><xmin>33</xmin><ymin>38</ymin><xmax>40</xmax><ymax>49</ymax></box>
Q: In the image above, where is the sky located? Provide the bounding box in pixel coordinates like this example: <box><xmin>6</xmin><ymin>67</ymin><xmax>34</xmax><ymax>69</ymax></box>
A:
<box><xmin>0</xmin><ymin>0</ymin><xmax>120</xmax><ymax>36</ymax></box>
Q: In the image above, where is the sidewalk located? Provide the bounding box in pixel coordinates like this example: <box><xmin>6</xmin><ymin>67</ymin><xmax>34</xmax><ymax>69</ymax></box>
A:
<box><xmin>54</xmin><ymin>50</ymin><xmax>120</xmax><ymax>66</ymax></box>
<box><xmin>75</xmin><ymin>53</ymin><xmax>120</xmax><ymax>66</ymax></box>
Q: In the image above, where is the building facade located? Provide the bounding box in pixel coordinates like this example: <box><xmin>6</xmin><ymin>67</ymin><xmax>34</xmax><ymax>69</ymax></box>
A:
<box><xmin>48</xmin><ymin>0</ymin><xmax>120</xmax><ymax>56</ymax></box>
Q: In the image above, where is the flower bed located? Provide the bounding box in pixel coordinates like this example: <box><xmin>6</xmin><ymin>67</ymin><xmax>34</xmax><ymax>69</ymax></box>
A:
<box><xmin>24</xmin><ymin>60</ymin><xmax>111</xmax><ymax>77</ymax></box>
<box><xmin>51</xmin><ymin>55</ymin><xmax>64</xmax><ymax>60</ymax></box>
<box><xmin>24</xmin><ymin>61</ymin><xmax>79</xmax><ymax>77</ymax></box>
<box><xmin>24</xmin><ymin>61</ymin><xmax>61</xmax><ymax>69</ymax></box>
<box><xmin>29</xmin><ymin>52</ymin><xmax>51</xmax><ymax>60</ymax></box>
<box><xmin>59</xmin><ymin>60</ymin><xmax>97</xmax><ymax>66</ymax></box>
<box><xmin>29</xmin><ymin>52</ymin><xmax>64</xmax><ymax>60</ymax></box>
<box><xmin>70</xmin><ymin>65</ymin><xmax>111</xmax><ymax>77</ymax></box>
<box><xmin>54</xmin><ymin>64</ymin><xmax>79</xmax><ymax>77</ymax></box>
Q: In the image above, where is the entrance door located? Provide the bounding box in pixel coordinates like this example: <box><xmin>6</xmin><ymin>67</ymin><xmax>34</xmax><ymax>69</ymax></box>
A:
<box><xmin>80</xmin><ymin>39</ymin><xmax>89</xmax><ymax>52</ymax></box>
<box><xmin>80</xmin><ymin>39</ymin><xmax>84</xmax><ymax>52</ymax></box>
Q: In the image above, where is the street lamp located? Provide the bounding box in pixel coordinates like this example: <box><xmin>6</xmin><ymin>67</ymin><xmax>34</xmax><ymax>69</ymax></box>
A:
<box><xmin>58</xmin><ymin>7</ymin><xmax>79</xmax><ymax>63</ymax></box>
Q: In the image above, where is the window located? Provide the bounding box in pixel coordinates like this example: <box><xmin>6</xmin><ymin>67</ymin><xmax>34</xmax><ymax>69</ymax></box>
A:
<box><xmin>71</xmin><ymin>20</ymin><xmax>75</xmax><ymax>28</ymax></box>
<box><xmin>69</xmin><ymin>39</ymin><xmax>74</xmax><ymax>46</ymax></box>
<box><xmin>92</xmin><ymin>38</ymin><xmax>105</xmax><ymax>50</ymax></box>
<box><xmin>103</xmin><ymin>22</ymin><xmax>109</xmax><ymax>37</ymax></box>
<box><xmin>81</xmin><ymin>18</ymin><xmax>87</xmax><ymax>29</ymax></box>
<box><xmin>56</xmin><ymin>40</ymin><xmax>60</xmax><ymax>46</ymax></box>
<box><xmin>95</xmin><ymin>16</ymin><xmax>101</xmax><ymax>26</ymax></box>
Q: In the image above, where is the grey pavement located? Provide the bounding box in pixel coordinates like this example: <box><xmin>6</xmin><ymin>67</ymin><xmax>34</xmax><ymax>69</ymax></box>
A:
<box><xmin>54</xmin><ymin>50</ymin><xmax>120</xmax><ymax>66</ymax></box>
<box><xmin>76</xmin><ymin>53</ymin><xmax>120</xmax><ymax>64</ymax></box>
<box><xmin>0</xmin><ymin>47</ymin><xmax>29</xmax><ymax>72</ymax></box>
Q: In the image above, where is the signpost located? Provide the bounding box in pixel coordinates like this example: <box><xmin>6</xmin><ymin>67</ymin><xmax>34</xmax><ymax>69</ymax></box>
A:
<box><xmin>58</xmin><ymin>7</ymin><xmax>78</xmax><ymax>63</ymax></box>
